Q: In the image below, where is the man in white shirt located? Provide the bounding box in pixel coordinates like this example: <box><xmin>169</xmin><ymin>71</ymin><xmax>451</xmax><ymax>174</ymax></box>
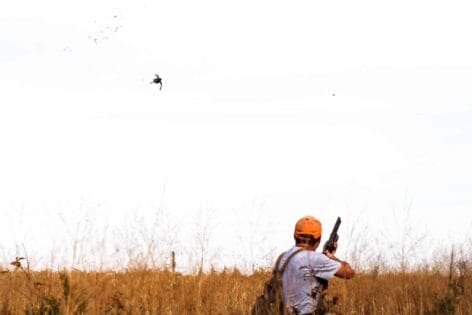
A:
<box><xmin>278</xmin><ymin>215</ymin><xmax>355</xmax><ymax>315</ymax></box>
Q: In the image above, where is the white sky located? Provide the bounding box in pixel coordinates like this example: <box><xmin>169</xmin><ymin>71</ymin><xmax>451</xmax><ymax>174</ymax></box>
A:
<box><xmin>1</xmin><ymin>0</ymin><xmax>471</xmax><ymax>271</ymax></box>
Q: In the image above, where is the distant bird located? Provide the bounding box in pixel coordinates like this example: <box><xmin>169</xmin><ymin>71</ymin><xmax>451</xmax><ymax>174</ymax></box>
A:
<box><xmin>10</xmin><ymin>257</ymin><xmax>25</xmax><ymax>269</ymax></box>
<box><xmin>151</xmin><ymin>74</ymin><xmax>162</xmax><ymax>90</ymax></box>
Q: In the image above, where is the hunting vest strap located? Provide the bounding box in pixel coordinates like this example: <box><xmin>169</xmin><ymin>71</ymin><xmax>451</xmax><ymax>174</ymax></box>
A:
<box><xmin>274</xmin><ymin>247</ymin><xmax>304</xmax><ymax>275</ymax></box>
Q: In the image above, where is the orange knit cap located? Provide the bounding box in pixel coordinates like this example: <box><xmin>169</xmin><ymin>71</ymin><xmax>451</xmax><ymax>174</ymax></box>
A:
<box><xmin>294</xmin><ymin>215</ymin><xmax>322</xmax><ymax>240</ymax></box>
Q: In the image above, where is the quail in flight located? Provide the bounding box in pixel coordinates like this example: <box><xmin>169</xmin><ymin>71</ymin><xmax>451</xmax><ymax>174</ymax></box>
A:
<box><xmin>151</xmin><ymin>74</ymin><xmax>162</xmax><ymax>90</ymax></box>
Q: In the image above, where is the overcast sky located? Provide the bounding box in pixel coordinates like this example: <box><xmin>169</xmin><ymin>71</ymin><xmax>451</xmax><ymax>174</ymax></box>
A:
<box><xmin>1</xmin><ymin>0</ymin><xmax>471</xmax><ymax>270</ymax></box>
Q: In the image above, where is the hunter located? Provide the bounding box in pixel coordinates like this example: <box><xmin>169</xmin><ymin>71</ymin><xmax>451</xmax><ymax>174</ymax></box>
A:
<box><xmin>278</xmin><ymin>215</ymin><xmax>355</xmax><ymax>314</ymax></box>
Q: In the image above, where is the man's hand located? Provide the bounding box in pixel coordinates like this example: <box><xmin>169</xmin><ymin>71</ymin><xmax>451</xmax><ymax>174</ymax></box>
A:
<box><xmin>323</xmin><ymin>241</ymin><xmax>338</xmax><ymax>258</ymax></box>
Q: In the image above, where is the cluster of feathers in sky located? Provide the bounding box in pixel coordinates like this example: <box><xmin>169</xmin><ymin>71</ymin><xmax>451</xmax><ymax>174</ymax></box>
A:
<box><xmin>81</xmin><ymin>10</ymin><xmax>163</xmax><ymax>91</ymax></box>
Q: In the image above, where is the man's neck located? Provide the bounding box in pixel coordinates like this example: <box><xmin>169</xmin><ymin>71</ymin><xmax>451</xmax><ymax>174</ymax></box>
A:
<box><xmin>296</xmin><ymin>244</ymin><xmax>317</xmax><ymax>251</ymax></box>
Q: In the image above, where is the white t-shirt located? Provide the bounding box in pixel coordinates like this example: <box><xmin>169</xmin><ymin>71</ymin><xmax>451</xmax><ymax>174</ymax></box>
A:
<box><xmin>278</xmin><ymin>246</ymin><xmax>341</xmax><ymax>314</ymax></box>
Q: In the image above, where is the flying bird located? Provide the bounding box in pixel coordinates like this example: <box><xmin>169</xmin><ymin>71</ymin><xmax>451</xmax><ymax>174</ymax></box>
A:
<box><xmin>10</xmin><ymin>257</ymin><xmax>26</xmax><ymax>269</ymax></box>
<box><xmin>151</xmin><ymin>74</ymin><xmax>162</xmax><ymax>90</ymax></box>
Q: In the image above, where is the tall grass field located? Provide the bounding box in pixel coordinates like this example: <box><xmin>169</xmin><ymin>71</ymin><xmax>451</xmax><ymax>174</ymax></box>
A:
<box><xmin>0</xmin><ymin>256</ymin><xmax>470</xmax><ymax>314</ymax></box>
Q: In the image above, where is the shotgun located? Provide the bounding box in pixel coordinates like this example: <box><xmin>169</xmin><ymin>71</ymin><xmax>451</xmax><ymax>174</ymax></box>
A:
<box><xmin>323</xmin><ymin>216</ymin><xmax>341</xmax><ymax>253</ymax></box>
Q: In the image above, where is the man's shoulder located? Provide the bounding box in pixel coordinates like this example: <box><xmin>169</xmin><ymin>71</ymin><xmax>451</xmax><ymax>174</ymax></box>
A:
<box><xmin>284</xmin><ymin>246</ymin><xmax>302</xmax><ymax>254</ymax></box>
<box><xmin>298</xmin><ymin>249</ymin><xmax>327</xmax><ymax>260</ymax></box>
<box><xmin>281</xmin><ymin>246</ymin><xmax>320</xmax><ymax>262</ymax></box>
<box><xmin>277</xmin><ymin>246</ymin><xmax>302</xmax><ymax>266</ymax></box>
<box><xmin>286</xmin><ymin>247</ymin><xmax>337</xmax><ymax>266</ymax></box>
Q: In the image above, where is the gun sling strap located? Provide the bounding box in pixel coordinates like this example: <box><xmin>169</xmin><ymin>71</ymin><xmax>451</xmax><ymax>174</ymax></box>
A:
<box><xmin>274</xmin><ymin>247</ymin><xmax>304</xmax><ymax>275</ymax></box>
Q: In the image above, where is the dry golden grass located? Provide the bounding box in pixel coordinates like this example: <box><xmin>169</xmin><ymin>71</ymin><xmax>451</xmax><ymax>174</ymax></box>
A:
<box><xmin>0</xmin><ymin>263</ymin><xmax>470</xmax><ymax>314</ymax></box>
